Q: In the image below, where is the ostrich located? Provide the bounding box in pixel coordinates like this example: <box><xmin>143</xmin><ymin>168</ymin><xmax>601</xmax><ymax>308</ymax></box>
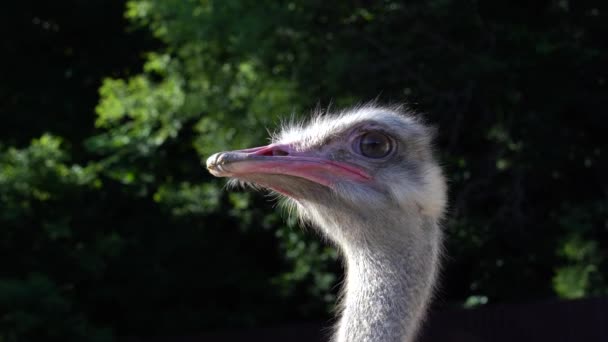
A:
<box><xmin>206</xmin><ymin>105</ymin><xmax>447</xmax><ymax>342</ymax></box>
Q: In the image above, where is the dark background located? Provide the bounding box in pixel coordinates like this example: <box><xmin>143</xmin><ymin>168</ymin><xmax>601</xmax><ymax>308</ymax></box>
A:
<box><xmin>1</xmin><ymin>1</ymin><xmax>606</xmax><ymax>341</ymax></box>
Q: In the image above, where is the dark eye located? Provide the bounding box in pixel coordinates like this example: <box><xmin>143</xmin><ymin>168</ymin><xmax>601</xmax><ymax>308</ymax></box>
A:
<box><xmin>358</xmin><ymin>132</ymin><xmax>392</xmax><ymax>158</ymax></box>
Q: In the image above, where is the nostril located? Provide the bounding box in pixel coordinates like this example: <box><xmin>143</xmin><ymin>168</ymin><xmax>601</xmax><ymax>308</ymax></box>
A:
<box><xmin>272</xmin><ymin>149</ymin><xmax>289</xmax><ymax>156</ymax></box>
<box><xmin>256</xmin><ymin>146</ymin><xmax>290</xmax><ymax>156</ymax></box>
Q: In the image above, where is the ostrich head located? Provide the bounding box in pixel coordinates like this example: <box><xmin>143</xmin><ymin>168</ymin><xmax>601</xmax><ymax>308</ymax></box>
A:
<box><xmin>207</xmin><ymin>106</ymin><xmax>445</xmax><ymax>246</ymax></box>
<box><xmin>206</xmin><ymin>105</ymin><xmax>447</xmax><ymax>342</ymax></box>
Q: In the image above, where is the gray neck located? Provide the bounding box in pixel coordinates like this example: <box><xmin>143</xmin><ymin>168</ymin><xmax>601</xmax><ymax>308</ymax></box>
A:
<box><xmin>304</xmin><ymin>202</ymin><xmax>441</xmax><ymax>342</ymax></box>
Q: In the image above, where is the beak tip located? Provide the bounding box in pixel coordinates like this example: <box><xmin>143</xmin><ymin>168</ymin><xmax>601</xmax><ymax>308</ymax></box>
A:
<box><xmin>205</xmin><ymin>152</ymin><xmax>221</xmax><ymax>171</ymax></box>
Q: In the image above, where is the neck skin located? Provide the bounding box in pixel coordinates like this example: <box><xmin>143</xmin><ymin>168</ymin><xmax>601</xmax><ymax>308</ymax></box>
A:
<box><xmin>304</xmin><ymin>202</ymin><xmax>441</xmax><ymax>342</ymax></box>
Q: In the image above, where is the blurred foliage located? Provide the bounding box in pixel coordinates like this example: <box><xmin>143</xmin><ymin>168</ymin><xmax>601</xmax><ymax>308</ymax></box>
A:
<box><xmin>1</xmin><ymin>0</ymin><xmax>607</xmax><ymax>340</ymax></box>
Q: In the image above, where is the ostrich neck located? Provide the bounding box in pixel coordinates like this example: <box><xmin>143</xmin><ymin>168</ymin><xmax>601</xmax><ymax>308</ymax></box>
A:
<box><xmin>310</xmin><ymin>205</ymin><xmax>441</xmax><ymax>342</ymax></box>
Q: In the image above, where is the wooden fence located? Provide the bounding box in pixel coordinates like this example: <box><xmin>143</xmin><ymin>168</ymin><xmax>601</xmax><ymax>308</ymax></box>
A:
<box><xmin>126</xmin><ymin>297</ymin><xmax>608</xmax><ymax>342</ymax></box>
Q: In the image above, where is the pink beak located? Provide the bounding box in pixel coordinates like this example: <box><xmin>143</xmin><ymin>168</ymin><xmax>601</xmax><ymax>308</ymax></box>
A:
<box><xmin>206</xmin><ymin>144</ymin><xmax>370</xmax><ymax>190</ymax></box>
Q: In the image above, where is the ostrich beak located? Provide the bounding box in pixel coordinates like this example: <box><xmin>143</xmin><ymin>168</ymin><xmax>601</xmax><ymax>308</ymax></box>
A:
<box><xmin>205</xmin><ymin>144</ymin><xmax>370</xmax><ymax>188</ymax></box>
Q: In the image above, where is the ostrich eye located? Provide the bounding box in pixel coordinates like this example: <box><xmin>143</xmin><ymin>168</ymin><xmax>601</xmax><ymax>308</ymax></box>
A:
<box><xmin>358</xmin><ymin>132</ymin><xmax>392</xmax><ymax>158</ymax></box>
